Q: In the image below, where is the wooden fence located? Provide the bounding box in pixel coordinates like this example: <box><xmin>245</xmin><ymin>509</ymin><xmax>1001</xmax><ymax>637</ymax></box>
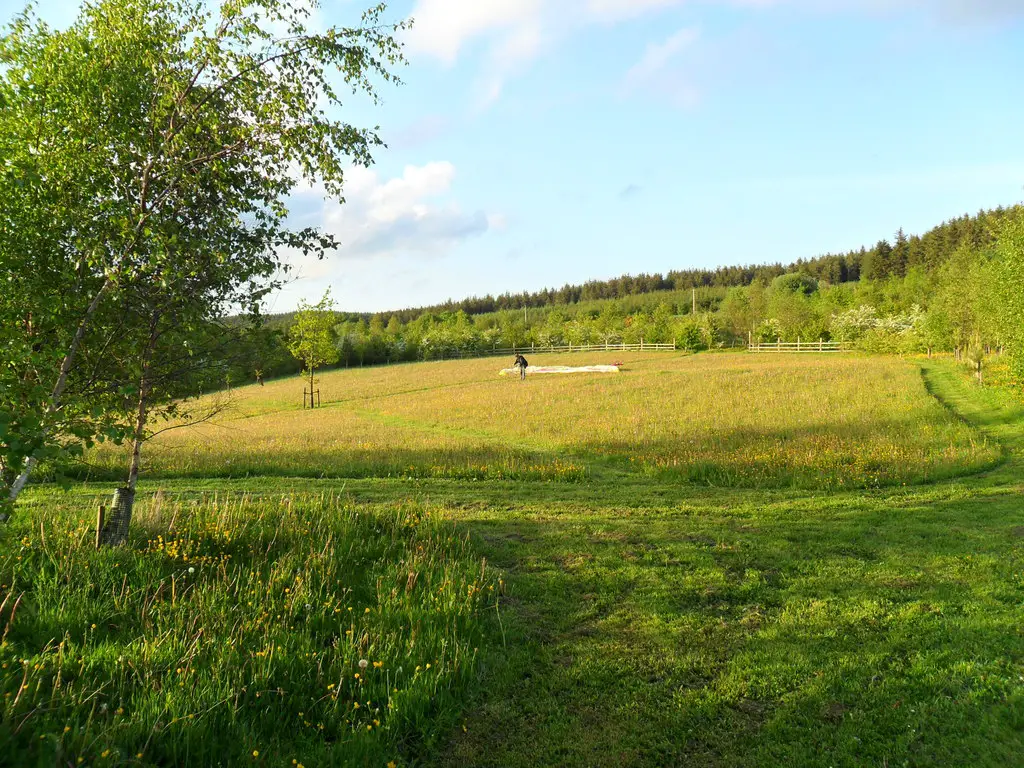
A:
<box><xmin>747</xmin><ymin>339</ymin><xmax>849</xmax><ymax>353</ymax></box>
<box><xmin>492</xmin><ymin>341</ymin><xmax>676</xmax><ymax>355</ymax></box>
<box><xmin>428</xmin><ymin>340</ymin><xmax>678</xmax><ymax>361</ymax></box>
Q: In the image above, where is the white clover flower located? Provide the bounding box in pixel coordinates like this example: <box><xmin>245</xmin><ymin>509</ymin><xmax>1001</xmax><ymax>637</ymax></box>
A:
<box><xmin>188</xmin><ymin>567</ymin><xmax>195</xmax><ymax>574</ymax></box>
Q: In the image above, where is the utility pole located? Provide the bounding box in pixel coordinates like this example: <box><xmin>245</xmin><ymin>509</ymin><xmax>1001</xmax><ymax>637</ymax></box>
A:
<box><xmin>692</xmin><ymin>287</ymin><xmax>696</xmax><ymax>315</ymax></box>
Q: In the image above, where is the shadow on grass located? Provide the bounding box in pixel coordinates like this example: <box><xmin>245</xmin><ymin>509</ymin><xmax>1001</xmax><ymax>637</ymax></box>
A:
<box><xmin>47</xmin><ymin>444</ymin><xmax>589</xmax><ymax>486</ymax></box>
<box><xmin>51</xmin><ymin>409</ymin><xmax>1001</xmax><ymax>493</ymax></box>
<box><xmin>441</xmin><ymin>486</ymin><xmax>1024</xmax><ymax>768</ymax></box>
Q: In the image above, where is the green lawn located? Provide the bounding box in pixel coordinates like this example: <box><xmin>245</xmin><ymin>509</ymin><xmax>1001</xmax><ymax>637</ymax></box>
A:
<box><xmin>2</xmin><ymin>357</ymin><xmax>1023</xmax><ymax>766</ymax></box>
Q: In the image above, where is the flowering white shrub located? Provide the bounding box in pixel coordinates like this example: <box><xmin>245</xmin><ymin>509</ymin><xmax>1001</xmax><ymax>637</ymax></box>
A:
<box><xmin>831</xmin><ymin>305</ymin><xmax>926</xmax><ymax>352</ymax></box>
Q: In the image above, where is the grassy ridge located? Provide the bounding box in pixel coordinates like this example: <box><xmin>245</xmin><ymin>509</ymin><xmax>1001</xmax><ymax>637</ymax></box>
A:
<box><xmin>0</xmin><ymin>493</ymin><xmax>497</xmax><ymax>766</ymax></box>
<box><xmin>81</xmin><ymin>353</ymin><xmax>998</xmax><ymax>490</ymax></box>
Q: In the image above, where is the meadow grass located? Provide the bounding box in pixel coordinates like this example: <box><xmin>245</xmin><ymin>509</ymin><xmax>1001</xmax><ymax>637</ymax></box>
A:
<box><xmin>82</xmin><ymin>353</ymin><xmax>997</xmax><ymax>490</ymax></box>
<box><xmin>0</xmin><ymin>492</ymin><xmax>497</xmax><ymax>766</ymax></box>
<box><xmin>4</xmin><ymin>354</ymin><xmax>1022</xmax><ymax>767</ymax></box>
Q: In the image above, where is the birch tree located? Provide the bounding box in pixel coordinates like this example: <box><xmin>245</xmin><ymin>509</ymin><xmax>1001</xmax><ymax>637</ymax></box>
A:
<box><xmin>0</xmin><ymin>0</ymin><xmax>406</xmax><ymax>526</ymax></box>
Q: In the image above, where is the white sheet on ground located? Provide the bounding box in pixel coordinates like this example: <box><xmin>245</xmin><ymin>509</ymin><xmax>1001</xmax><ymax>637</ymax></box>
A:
<box><xmin>498</xmin><ymin>365</ymin><xmax>621</xmax><ymax>376</ymax></box>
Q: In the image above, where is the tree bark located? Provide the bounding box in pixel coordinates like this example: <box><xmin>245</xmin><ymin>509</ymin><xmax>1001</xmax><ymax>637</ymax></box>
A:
<box><xmin>8</xmin><ymin>280</ymin><xmax>113</xmax><ymax>508</ymax></box>
<box><xmin>99</xmin><ymin>311</ymin><xmax>159</xmax><ymax>547</ymax></box>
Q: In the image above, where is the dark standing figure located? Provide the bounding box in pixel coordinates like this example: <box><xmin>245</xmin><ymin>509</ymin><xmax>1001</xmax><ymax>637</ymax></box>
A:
<box><xmin>514</xmin><ymin>353</ymin><xmax>529</xmax><ymax>381</ymax></box>
<box><xmin>255</xmin><ymin>368</ymin><xmax>264</xmax><ymax>386</ymax></box>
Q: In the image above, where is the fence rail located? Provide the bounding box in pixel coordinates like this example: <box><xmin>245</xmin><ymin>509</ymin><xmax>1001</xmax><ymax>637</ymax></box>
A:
<box><xmin>425</xmin><ymin>341</ymin><xmax>678</xmax><ymax>361</ymax></box>
<box><xmin>492</xmin><ymin>341</ymin><xmax>677</xmax><ymax>355</ymax></box>
<box><xmin>747</xmin><ymin>340</ymin><xmax>849</xmax><ymax>353</ymax></box>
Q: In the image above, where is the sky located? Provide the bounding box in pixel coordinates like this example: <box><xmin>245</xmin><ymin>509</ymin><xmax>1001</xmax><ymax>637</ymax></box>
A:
<box><xmin>4</xmin><ymin>0</ymin><xmax>1024</xmax><ymax>314</ymax></box>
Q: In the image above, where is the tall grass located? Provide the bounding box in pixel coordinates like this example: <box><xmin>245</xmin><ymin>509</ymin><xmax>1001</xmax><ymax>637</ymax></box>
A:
<box><xmin>82</xmin><ymin>353</ymin><xmax>996</xmax><ymax>490</ymax></box>
<box><xmin>359</xmin><ymin>353</ymin><xmax>1002</xmax><ymax>488</ymax></box>
<box><xmin>0</xmin><ymin>493</ymin><xmax>498</xmax><ymax>766</ymax></box>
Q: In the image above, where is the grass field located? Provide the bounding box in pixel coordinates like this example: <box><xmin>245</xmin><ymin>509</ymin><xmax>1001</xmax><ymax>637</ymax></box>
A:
<box><xmin>3</xmin><ymin>353</ymin><xmax>1023</xmax><ymax>767</ymax></box>
<box><xmin>82</xmin><ymin>353</ymin><xmax>998</xmax><ymax>489</ymax></box>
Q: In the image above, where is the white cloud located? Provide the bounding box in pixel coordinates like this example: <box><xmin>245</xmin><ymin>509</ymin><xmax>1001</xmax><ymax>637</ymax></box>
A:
<box><xmin>404</xmin><ymin>0</ymin><xmax>545</xmax><ymax>65</ymax></box>
<box><xmin>269</xmin><ymin>161</ymin><xmax>499</xmax><ymax>311</ymax></box>
<box><xmin>404</xmin><ymin>0</ymin><xmax>689</xmax><ymax>108</ymax></box>
<box><xmin>288</xmin><ymin>161</ymin><xmax>496</xmax><ymax>266</ymax></box>
<box><xmin>403</xmin><ymin>0</ymin><xmax>1023</xmax><ymax>109</ymax></box>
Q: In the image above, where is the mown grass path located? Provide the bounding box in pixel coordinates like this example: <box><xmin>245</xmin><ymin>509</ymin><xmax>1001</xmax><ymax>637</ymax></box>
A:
<box><xmin>435</xmin><ymin>360</ymin><xmax>1024</xmax><ymax>767</ymax></box>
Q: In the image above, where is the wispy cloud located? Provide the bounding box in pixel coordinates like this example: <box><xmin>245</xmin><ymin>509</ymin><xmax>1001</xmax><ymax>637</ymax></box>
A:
<box><xmin>587</xmin><ymin>0</ymin><xmax>685</xmax><ymax>23</ymax></box>
<box><xmin>404</xmin><ymin>0</ymin><xmax>691</xmax><ymax>109</ymax></box>
<box><xmin>403</xmin><ymin>0</ymin><xmax>1023</xmax><ymax>110</ymax></box>
<box><xmin>623</xmin><ymin>27</ymin><xmax>702</xmax><ymax>107</ymax></box>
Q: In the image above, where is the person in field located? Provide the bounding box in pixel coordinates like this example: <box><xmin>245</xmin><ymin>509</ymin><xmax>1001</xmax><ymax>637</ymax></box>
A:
<box><xmin>513</xmin><ymin>353</ymin><xmax>529</xmax><ymax>380</ymax></box>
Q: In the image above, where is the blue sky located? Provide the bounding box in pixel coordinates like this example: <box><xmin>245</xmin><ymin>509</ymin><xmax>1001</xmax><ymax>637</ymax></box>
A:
<box><xmin>5</xmin><ymin>0</ymin><xmax>1024</xmax><ymax>313</ymax></box>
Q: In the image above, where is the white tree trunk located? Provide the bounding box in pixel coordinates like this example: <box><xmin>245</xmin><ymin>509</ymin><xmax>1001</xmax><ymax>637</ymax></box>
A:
<box><xmin>6</xmin><ymin>280</ymin><xmax>112</xmax><ymax>510</ymax></box>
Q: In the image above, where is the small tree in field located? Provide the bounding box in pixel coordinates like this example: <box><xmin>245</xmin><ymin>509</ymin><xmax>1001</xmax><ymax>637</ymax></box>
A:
<box><xmin>289</xmin><ymin>292</ymin><xmax>340</xmax><ymax>408</ymax></box>
<box><xmin>966</xmin><ymin>335</ymin><xmax>986</xmax><ymax>385</ymax></box>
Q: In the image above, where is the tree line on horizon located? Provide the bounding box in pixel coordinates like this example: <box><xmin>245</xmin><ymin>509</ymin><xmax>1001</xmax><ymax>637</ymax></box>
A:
<box><xmin>262</xmin><ymin>205</ymin><xmax>1018</xmax><ymax>330</ymax></box>
<box><xmin>242</xmin><ymin>205</ymin><xmax>1024</xmax><ymax>380</ymax></box>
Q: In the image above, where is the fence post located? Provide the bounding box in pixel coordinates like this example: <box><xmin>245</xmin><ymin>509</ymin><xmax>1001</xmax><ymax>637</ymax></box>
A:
<box><xmin>640</xmin><ymin>337</ymin><xmax>644</xmax><ymax>351</ymax></box>
<box><xmin>797</xmin><ymin>337</ymin><xmax>801</xmax><ymax>352</ymax></box>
